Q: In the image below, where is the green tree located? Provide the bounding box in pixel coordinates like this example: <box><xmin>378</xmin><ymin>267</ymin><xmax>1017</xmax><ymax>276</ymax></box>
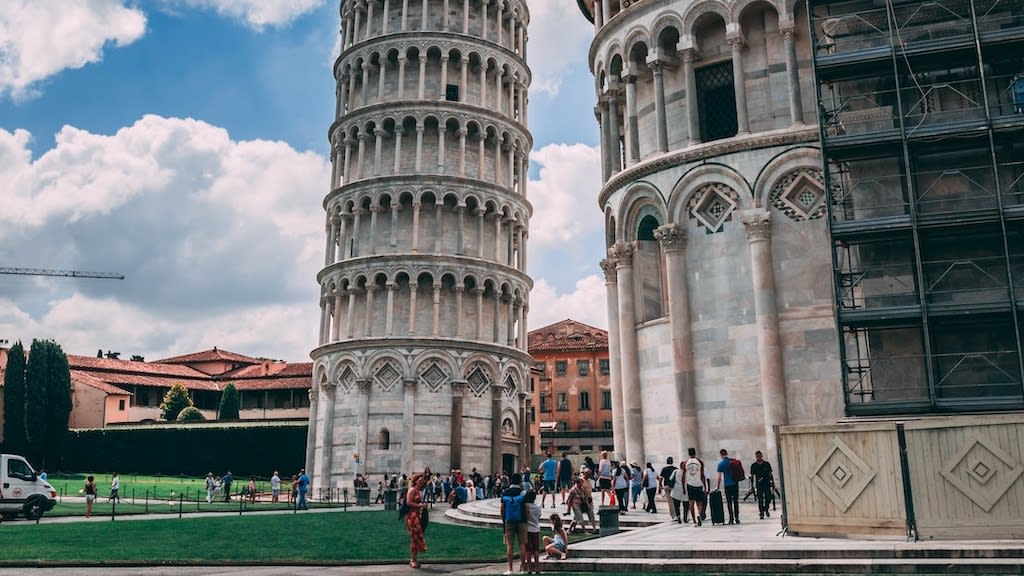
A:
<box><xmin>176</xmin><ymin>406</ymin><xmax>206</xmax><ymax>422</ymax></box>
<box><xmin>218</xmin><ymin>383</ymin><xmax>240</xmax><ymax>420</ymax></box>
<box><xmin>2</xmin><ymin>341</ymin><xmax>27</xmax><ymax>454</ymax></box>
<box><xmin>160</xmin><ymin>383</ymin><xmax>193</xmax><ymax>421</ymax></box>
<box><xmin>22</xmin><ymin>340</ymin><xmax>72</xmax><ymax>468</ymax></box>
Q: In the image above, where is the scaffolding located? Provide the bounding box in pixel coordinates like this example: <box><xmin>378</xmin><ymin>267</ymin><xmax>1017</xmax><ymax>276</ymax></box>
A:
<box><xmin>811</xmin><ymin>0</ymin><xmax>1024</xmax><ymax>413</ymax></box>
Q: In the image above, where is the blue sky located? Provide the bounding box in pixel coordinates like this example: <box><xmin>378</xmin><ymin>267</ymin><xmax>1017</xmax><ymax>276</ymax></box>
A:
<box><xmin>0</xmin><ymin>0</ymin><xmax>608</xmax><ymax>361</ymax></box>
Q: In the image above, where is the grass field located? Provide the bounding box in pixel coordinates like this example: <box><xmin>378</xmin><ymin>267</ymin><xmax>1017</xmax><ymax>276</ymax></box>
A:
<box><xmin>46</xmin><ymin>472</ymin><xmax>288</xmax><ymax>502</ymax></box>
<box><xmin>0</xmin><ymin>510</ymin><xmax>505</xmax><ymax>564</ymax></box>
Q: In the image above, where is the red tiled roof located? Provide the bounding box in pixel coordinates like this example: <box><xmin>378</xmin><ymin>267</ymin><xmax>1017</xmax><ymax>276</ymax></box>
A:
<box><xmin>69</xmin><ymin>355</ymin><xmax>209</xmax><ymax>379</ymax></box>
<box><xmin>528</xmin><ymin>318</ymin><xmax>609</xmax><ymax>353</ymax></box>
<box><xmin>89</xmin><ymin>371</ymin><xmax>221</xmax><ymax>391</ymax></box>
<box><xmin>71</xmin><ymin>371</ymin><xmax>131</xmax><ymax>396</ymax></box>
<box><xmin>224</xmin><ymin>377</ymin><xmax>311</xmax><ymax>391</ymax></box>
<box><xmin>151</xmin><ymin>348</ymin><xmax>260</xmax><ymax>365</ymax></box>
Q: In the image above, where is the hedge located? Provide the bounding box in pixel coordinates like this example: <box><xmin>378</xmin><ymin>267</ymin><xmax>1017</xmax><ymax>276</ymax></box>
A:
<box><xmin>62</xmin><ymin>422</ymin><xmax>308</xmax><ymax>476</ymax></box>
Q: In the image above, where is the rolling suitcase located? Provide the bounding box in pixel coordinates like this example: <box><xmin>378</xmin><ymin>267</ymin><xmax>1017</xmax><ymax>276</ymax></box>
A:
<box><xmin>709</xmin><ymin>490</ymin><xmax>726</xmax><ymax>525</ymax></box>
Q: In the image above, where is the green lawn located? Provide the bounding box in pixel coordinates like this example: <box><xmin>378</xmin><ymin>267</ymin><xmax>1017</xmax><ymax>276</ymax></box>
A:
<box><xmin>0</xmin><ymin>510</ymin><xmax>505</xmax><ymax>564</ymax></box>
<box><xmin>46</xmin><ymin>472</ymin><xmax>287</xmax><ymax>502</ymax></box>
<box><xmin>43</xmin><ymin>499</ymin><xmax>313</xmax><ymax>517</ymax></box>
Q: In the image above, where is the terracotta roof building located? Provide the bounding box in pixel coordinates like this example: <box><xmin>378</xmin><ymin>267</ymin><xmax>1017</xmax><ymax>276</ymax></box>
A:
<box><xmin>65</xmin><ymin>347</ymin><xmax>312</xmax><ymax>427</ymax></box>
<box><xmin>528</xmin><ymin>320</ymin><xmax>614</xmax><ymax>456</ymax></box>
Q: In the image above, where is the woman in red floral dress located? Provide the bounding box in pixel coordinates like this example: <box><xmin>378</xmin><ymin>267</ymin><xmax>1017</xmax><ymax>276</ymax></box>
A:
<box><xmin>405</xmin><ymin>473</ymin><xmax>428</xmax><ymax>568</ymax></box>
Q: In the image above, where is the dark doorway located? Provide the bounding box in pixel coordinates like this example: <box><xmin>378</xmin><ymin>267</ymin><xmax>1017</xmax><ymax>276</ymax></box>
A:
<box><xmin>502</xmin><ymin>453</ymin><xmax>516</xmax><ymax>476</ymax></box>
<box><xmin>696</xmin><ymin>61</ymin><xmax>738</xmax><ymax>142</ymax></box>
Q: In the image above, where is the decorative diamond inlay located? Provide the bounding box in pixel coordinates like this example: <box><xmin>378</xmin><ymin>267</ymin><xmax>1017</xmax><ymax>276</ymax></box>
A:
<box><xmin>420</xmin><ymin>362</ymin><xmax>448</xmax><ymax>393</ymax></box>
<box><xmin>810</xmin><ymin>437</ymin><xmax>876</xmax><ymax>513</ymax></box>
<box><xmin>338</xmin><ymin>365</ymin><xmax>356</xmax><ymax>394</ymax></box>
<box><xmin>940</xmin><ymin>433</ymin><xmax>1024</xmax><ymax>512</ymax></box>
<box><xmin>688</xmin><ymin>183</ymin><xmax>738</xmax><ymax>234</ymax></box>
<box><xmin>467</xmin><ymin>366</ymin><xmax>491</xmax><ymax>397</ymax></box>
<box><xmin>970</xmin><ymin>461</ymin><xmax>994</xmax><ymax>485</ymax></box>
<box><xmin>374</xmin><ymin>361</ymin><xmax>401</xmax><ymax>393</ymax></box>
<box><xmin>832</xmin><ymin>465</ymin><xmax>850</xmax><ymax>486</ymax></box>
<box><xmin>771</xmin><ymin>168</ymin><xmax>827</xmax><ymax>221</ymax></box>
<box><xmin>504</xmin><ymin>375</ymin><xmax>517</xmax><ymax>401</ymax></box>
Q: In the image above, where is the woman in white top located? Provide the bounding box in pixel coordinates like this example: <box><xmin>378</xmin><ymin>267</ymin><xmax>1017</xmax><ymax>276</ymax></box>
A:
<box><xmin>642</xmin><ymin>463</ymin><xmax>659</xmax><ymax>513</ymax></box>
<box><xmin>669</xmin><ymin>467</ymin><xmax>690</xmax><ymax>523</ymax></box>
<box><xmin>596</xmin><ymin>451</ymin><xmax>613</xmax><ymax>506</ymax></box>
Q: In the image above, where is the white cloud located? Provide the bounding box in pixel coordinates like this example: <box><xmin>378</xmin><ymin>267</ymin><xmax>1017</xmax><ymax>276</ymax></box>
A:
<box><xmin>0</xmin><ymin>0</ymin><xmax>147</xmax><ymax>99</ymax></box>
<box><xmin>526</xmin><ymin>1</ymin><xmax>593</xmax><ymax>98</ymax></box>
<box><xmin>0</xmin><ymin>115</ymin><xmax>329</xmax><ymax>361</ymax></box>
<box><xmin>166</xmin><ymin>0</ymin><xmax>326</xmax><ymax>29</ymax></box>
<box><xmin>528</xmin><ymin>275</ymin><xmax>607</xmax><ymax>331</ymax></box>
<box><xmin>528</xmin><ymin>143</ymin><xmax>603</xmax><ymax>248</ymax></box>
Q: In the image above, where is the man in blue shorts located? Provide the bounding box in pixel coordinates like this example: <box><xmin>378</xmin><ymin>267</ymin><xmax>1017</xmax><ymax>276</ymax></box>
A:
<box><xmin>539</xmin><ymin>451</ymin><xmax>558</xmax><ymax>508</ymax></box>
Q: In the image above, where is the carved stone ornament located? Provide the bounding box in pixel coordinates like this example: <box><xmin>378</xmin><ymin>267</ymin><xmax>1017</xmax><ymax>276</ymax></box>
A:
<box><xmin>599</xmin><ymin>257</ymin><xmax>619</xmax><ymax>282</ymax></box>
<box><xmin>770</xmin><ymin>168</ymin><xmax>827</xmax><ymax>221</ymax></box>
<box><xmin>609</xmin><ymin>242</ymin><xmax>635</xmax><ymax>267</ymax></box>
<box><xmin>689</xmin><ymin>183</ymin><xmax>740</xmax><ymax>234</ymax></box>
<box><xmin>740</xmin><ymin>209</ymin><xmax>772</xmax><ymax>242</ymax></box>
<box><xmin>654</xmin><ymin>223</ymin><xmax>688</xmax><ymax>251</ymax></box>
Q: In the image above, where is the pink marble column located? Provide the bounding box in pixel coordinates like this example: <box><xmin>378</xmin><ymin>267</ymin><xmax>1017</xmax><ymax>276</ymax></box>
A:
<box><xmin>654</xmin><ymin>224</ymin><xmax>699</xmax><ymax>455</ymax></box>
<box><xmin>740</xmin><ymin>209</ymin><xmax>788</xmax><ymax>457</ymax></box>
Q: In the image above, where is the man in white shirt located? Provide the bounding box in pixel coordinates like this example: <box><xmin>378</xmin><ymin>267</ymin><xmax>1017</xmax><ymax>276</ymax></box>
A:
<box><xmin>271</xmin><ymin>471</ymin><xmax>282</xmax><ymax>503</ymax></box>
<box><xmin>682</xmin><ymin>447</ymin><xmax>707</xmax><ymax>527</ymax></box>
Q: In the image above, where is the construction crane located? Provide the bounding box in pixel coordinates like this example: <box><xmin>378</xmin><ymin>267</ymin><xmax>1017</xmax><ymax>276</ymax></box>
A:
<box><xmin>0</xmin><ymin>267</ymin><xmax>124</xmax><ymax>280</ymax></box>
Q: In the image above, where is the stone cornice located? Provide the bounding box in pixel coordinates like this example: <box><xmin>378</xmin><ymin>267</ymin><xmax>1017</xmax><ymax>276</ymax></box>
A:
<box><xmin>325</xmin><ymin>174</ymin><xmax>533</xmax><ymax>219</ymax></box>
<box><xmin>310</xmin><ymin>338</ymin><xmax>534</xmax><ymax>366</ymax></box>
<box><xmin>597</xmin><ymin>126</ymin><xmax>820</xmax><ymax>208</ymax></box>
<box><xmin>318</xmin><ymin>253</ymin><xmax>533</xmax><ymax>291</ymax></box>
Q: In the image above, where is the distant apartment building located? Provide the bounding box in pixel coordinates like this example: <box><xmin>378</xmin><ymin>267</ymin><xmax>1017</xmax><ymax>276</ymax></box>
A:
<box><xmin>19</xmin><ymin>347</ymin><xmax>312</xmax><ymax>428</ymax></box>
<box><xmin>528</xmin><ymin>320</ymin><xmax>614</xmax><ymax>457</ymax></box>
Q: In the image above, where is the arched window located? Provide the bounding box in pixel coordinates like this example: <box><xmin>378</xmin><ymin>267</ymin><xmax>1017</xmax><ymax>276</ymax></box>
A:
<box><xmin>633</xmin><ymin>207</ymin><xmax>665</xmax><ymax>321</ymax></box>
<box><xmin>637</xmin><ymin>215</ymin><xmax>660</xmax><ymax>241</ymax></box>
<box><xmin>378</xmin><ymin>428</ymin><xmax>390</xmax><ymax>450</ymax></box>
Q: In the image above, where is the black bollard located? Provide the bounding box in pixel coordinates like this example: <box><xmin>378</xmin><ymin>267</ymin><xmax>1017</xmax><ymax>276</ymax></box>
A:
<box><xmin>145</xmin><ymin>490</ymin><xmax>149</xmax><ymax>513</ymax></box>
<box><xmin>178</xmin><ymin>493</ymin><xmax>183</xmax><ymax>519</ymax></box>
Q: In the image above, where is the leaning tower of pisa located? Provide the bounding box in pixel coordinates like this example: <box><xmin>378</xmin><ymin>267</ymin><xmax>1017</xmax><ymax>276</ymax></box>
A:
<box><xmin>307</xmin><ymin>0</ymin><xmax>533</xmax><ymax>489</ymax></box>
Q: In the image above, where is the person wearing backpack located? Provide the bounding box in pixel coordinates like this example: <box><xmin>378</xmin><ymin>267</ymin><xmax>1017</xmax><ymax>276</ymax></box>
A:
<box><xmin>749</xmin><ymin>450</ymin><xmax>775</xmax><ymax>519</ymax></box>
<box><xmin>716</xmin><ymin>449</ymin><xmax>743</xmax><ymax>524</ymax></box>
<box><xmin>500</xmin><ymin>473</ymin><xmax>527</xmax><ymax>575</ymax></box>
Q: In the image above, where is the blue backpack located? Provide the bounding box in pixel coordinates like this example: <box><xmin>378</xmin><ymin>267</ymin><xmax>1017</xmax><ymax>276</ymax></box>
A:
<box><xmin>502</xmin><ymin>493</ymin><xmax>525</xmax><ymax>523</ymax></box>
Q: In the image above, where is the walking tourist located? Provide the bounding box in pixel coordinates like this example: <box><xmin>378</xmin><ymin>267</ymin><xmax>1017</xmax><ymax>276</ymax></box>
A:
<box><xmin>524</xmin><ymin>490</ymin><xmax>542</xmax><ymax>574</ymax></box>
<box><xmin>404</xmin><ymin>474</ymin><xmax>428</xmax><ymax>569</ymax></box>
<box><xmin>629</xmin><ymin>461</ymin><xmax>643</xmax><ymax>510</ymax></box>
<box><xmin>613</xmin><ymin>461</ymin><xmax>630</xmax><ymax>513</ymax></box>
<box><xmin>668</xmin><ymin>465</ymin><xmax>688</xmax><ymax>523</ymax></box>
<box><xmin>222</xmin><ymin>470</ymin><xmax>233</xmax><ymax>502</ymax></box>
<box><xmin>83</xmin><ymin>475</ymin><xmax>97</xmax><ymax>518</ymax></box>
<box><xmin>643</xmin><ymin>462</ymin><xmax>658</xmax><ymax>513</ymax></box>
<box><xmin>596</xmin><ymin>451</ymin><xmax>613</xmax><ymax>506</ymax></box>
<box><xmin>567</xmin><ymin>475</ymin><xmax>598</xmax><ymax>534</ymax></box>
<box><xmin>750</xmin><ymin>450</ymin><xmax>775</xmax><ymax>519</ymax></box>
<box><xmin>296</xmin><ymin>468</ymin><xmax>310</xmax><ymax>510</ymax></box>
<box><xmin>271</xmin><ymin>470</ymin><xmax>281</xmax><ymax>503</ymax></box>
<box><xmin>246</xmin><ymin>478</ymin><xmax>257</xmax><ymax>503</ymax></box>
<box><xmin>659</xmin><ymin>457</ymin><xmax>678</xmax><ymax>521</ymax></box>
<box><xmin>500</xmin><ymin>473</ymin><xmax>527</xmax><ymax>575</ymax></box>
<box><xmin>683</xmin><ymin>447</ymin><xmax>707</xmax><ymax>527</ymax></box>
<box><xmin>540</xmin><ymin>451</ymin><xmax>557</xmax><ymax>508</ymax></box>
<box><xmin>716</xmin><ymin>449</ymin><xmax>741</xmax><ymax>524</ymax></box>
<box><xmin>557</xmin><ymin>452</ymin><xmax>573</xmax><ymax>506</ymax></box>
<box><xmin>109</xmin><ymin>472</ymin><xmax>120</xmax><ymax>503</ymax></box>
<box><xmin>205</xmin><ymin>472</ymin><xmax>215</xmax><ymax>504</ymax></box>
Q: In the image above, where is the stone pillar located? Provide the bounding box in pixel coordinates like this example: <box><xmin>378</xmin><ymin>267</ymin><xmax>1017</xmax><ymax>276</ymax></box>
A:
<box><xmin>346</xmin><ymin>288</ymin><xmax>358</xmax><ymax>338</ymax></box>
<box><xmin>458</xmin><ymin>128</ymin><xmax>467</xmax><ymax>176</ymax></box>
<box><xmin>390</xmin><ymin>204</ymin><xmax>400</xmax><ymax>249</ymax></box>
<box><xmin>417</xmin><ymin>54</ymin><xmax>427</xmax><ymax>100</ymax></box>
<box><xmin>305</xmin><ymin>386</ymin><xmax>318</xmax><ymax>480</ymax></box>
<box><xmin>365</xmin><ymin>1</ymin><xmax>374</xmax><ymax>40</ymax></box>
<box><xmin>336</xmin><ymin>214</ymin><xmax>347</xmax><ymax>261</ymax></box>
<box><xmin>607</xmin><ymin>85</ymin><xmax>622</xmax><ymax>173</ymax></box>
<box><xmin>385</xmin><ymin>282</ymin><xmax>396</xmax><ymax>335</ymax></box>
<box><xmin>361</xmin><ymin>61</ymin><xmax>370</xmax><ymax>107</ymax></box>
<box><xmin>593</xmin><ymin>0</ymin><xmax>602</xmax><ymax>30</ymax></box>
<box><xmin>332</xmin><ymin>290</ymin><xmax>344</xmax><ymax>341</ymax></box>
<box><xmin>597</xmin><ymin>104</ymin><xmax>610</xmax><ymax>182</ymax></box>
<box><xmin>682</xmin><ymin>50</ymin><xmax>700</xmax><ymax>146</ymax></box>
<box><xmin>437</xmin><ymin>123</ymin><xmax>446</xmax><ymax>174</ymax></box>
<box><xmin>476</xmin><ymin>208</ymin><xmax>486</xmax><ymax>257</ymax></box>
<box><xmin>415</xmin><ymin>124</ymin><xmax>424</xmax><ymax>171</ymax></box>
<box><xmin>378</xmin><ymin>59</ymin><xmax>387</xmax><ymax>105</ymax></box>
<box><xmin>393</xmin><ymin>126</ymin><xmax>404</xmax><ymax>173</ymax></box>
<box><xmin>475</xmin><ymin>287</ymin><xmax>485</xmax><ymax>340</ymax></box>
<box><xmin>491</xmin><ymin>381</ymin><xmax>505</xmax><ymax>475</ymax></box>
<box><xmin>600</xmin><ymin>257</ymin><xmax>626</xmax><ymax>458</ymax></box>
<box><xmin>432</xmin><ymin>283</ymin><xmax>442</xmax><ymax>336</ymax></box>
<box><xmin>368</xmin><ymin>204</ymin><xmax>379</xmax><ymax>255</ymax></box>
<box><xmin>356</xmin><ymin>133</ymin><xmax>367</xmax><ymax>179</ymax></box>
<box><xmin>421</xmin><ymin>0</ymin><xmax>428</xmax><ymax>29</ymax></box>
<box><xmin>518</xmin><ymin>392</ymin><xmax>529</xmax><ymax>465</ymax></box>
<box><xmin>374</xmin><ymin>130</ymin><xmax>383</xmax><ymax>175</ymax></box>
<box><xmin>655</xmin><ymin>224</ymin><xmax>699</xmax><ymax>455</ymax></box>
<box><xmin>401</xmin><ymin>0</ymin><xmax>409</xmax><ymax>31</ymax></box>
<box><xmin>455</xmin><ymin>286</ymin><xmax>464</xmax><ymax>337</ymax></box>
<box><xmin>481</xmin><ymin>0</ymin><xmax>488</xmax><ymax>40</ymax></box>
<box><xmin>411</xmin><ymin>201</ymin><xmax>421</xmax><ymax>252</ymax></box>
<box><xmin>434</xmin><ymin>203</ymin><xmax>443</xmax><ymax>252</ymax></box>
<box><xmin>319</xmin><ymin>383</ymin><xmax>337</xmax><ymax>489</ymax></box>
<box><xmin>356</xmin><ymin>379</ymin><xmax>371</xmax><ymax>475</ymax></box>
<box><xmin>397</xmin><ymin>56</ymin><xmax>407</xmax><ymax>99</ymax></box>
<box><xmin>781</xmin><ymin>26</ymin><xmax>805</xmax><ymax>126</ymax></box>
<box><xmin>364</xmin><ymin>285</ymin><xmax>377</xmax><ymax>337</ymax></box>
<box><xmin>402</xmin><ymin>379</ymin><xmax>417</xmax><ymax>474</ymax></box>
<box><xmin>611</xmin><ymin>242</ymin><xmax>644</xmax><ymax>462</ymax></box>
<box><xmin>650</xmin><ymin>60</ymin><xmax>669</xmax><ymax>153</ymax></box>
<box><xmin>456</xmin><ymin>205</ymin><xmax>465</xmax><ymax>254</ymax></box>
<box><xmin>730</xmin><ymin>37</ymin><xmax>750</xmax><ymax>135</ymax></box>
<box><xmin>493</xmin><ymin>293</ymin><xmax>502</xmax><ymax>343</ymax></box>
<box><xmin>740</xmin><ymin>209</ymin><xmax>788</xmax><ymax>456</ymax></box>
<box><xmin>623</xmin><ymin>72</ymin><xmax>639</xmax><ymax>165</ymax></box>
<box><xmin>319</xmin><ymin>296</ymin><xmax>329</xmax><ymax>345</ymax></box>
<box><xmin>450</xmin><ymin>381</ymin><xmax>465</xmax><ymax>468</ymax></box>
<box><xmin>382</xmin><ymin>0</ymin><xmax>390</xmax><ymax>34</ymax></box>
<box><xmin>408</xmin><ymin>282</ymin><xmax>418</xmax><ymax>334</ymax></box>
<box><xmin>324</xmin><ymin>216</ymin><xmax>335</xmax><ymax>267</ymax></box>
<box><xmin>477</xmin><ymin>132</ymin><xmax>486</xmax><ymax>179</ymax></box>
<box><xmin>463</xmin><ymin>0</ymin><xmax>469</xmax><ymax>33</ymax></box>
<box><xmin>351</xmin><ymin>207</ymin><xmax>362</xmax><ymax>257</ymax></box>
<box><xmin>439</xmin><ymin>56</ymin><xmax>449</xmax><ymax>100</ymax></box>
<box><xmin>601</xmin><ymin>0</ymin><xmax>611</xmax><ymax>27</ymax></box>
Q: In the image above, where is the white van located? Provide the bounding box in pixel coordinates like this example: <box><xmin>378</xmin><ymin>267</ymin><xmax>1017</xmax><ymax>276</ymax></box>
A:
<box><xmin>0</xmin><ymin>454</ymin><xmax>57</xmax><ymax>520</ymax></box>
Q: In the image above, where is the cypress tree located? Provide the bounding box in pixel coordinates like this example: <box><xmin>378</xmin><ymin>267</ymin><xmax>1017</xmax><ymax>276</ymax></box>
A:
<box><xmin>24</xmin><ymin>339</ymin><xmax>50</xmax><ymax>466</ymax></box>
<box><xmin>42</xmin><ymin>341</ymin><xmax>72</xmax><ymax>468</ymax></box>
<box><xmin>218</xmin><ymin>383</ymin><xmax>240</xmax><ymax>420</ymax></box>
<box><xmin>2</xmin><ymin>341</ymin><xmax>27</xmax><ymax>454</ymax></box>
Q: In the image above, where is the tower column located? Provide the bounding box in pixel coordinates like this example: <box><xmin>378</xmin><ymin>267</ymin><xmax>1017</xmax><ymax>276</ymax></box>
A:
<box><xmin>332</xmin><ymin>290</ymin><xmax>344</xmax><ymax>341</ymax></box>
<box><xmin>374</xmin><ymin>130</ymin><xmax>383</xmax><ymax>175</ymax></box>
<box><xmin>623</xmin><ymin>72</ymin><xmax>639</xmax><ymax>165</ymax></box>
<box><xmin>402</xmin><ymin>379</ymin><xmax>417</xmax><ymax>473</ymax></box>
<box><xmin>401</xmin><ymin>0</ymin><xmax>409</xmax><ymax>31</ymax></box>
<box><xmin>364</xmin><ymin>285</ymin><xmax>376</xmax><ymax>337</ymax></box>
<box><xmin>476</xmin><ymin>208</ymin><xmax>486</xmax><ymax>258</ymax></box>
<box><xmin>491</xmin><ymin>381</ymin><xmax>505</xmax><ymax>475</ymax></box>
<box><xmin>740</xmin><ymin>209</ymin><xmax>788</xmax><ymax>457</ymax></box>
<box><xmin>415</xmin><ymin>123</ymin><xmax>424</xmax><ymax>171</ymax></box>
<box><xmin>351</xmin><ymin>207</ymin><xmax>362</xmax><ymax>257</ymax></box>
<box><xmin>611</xmin><ymin>242</ymin><xmax>644</xmax><ymax>462</ymax></box>
<box><xmin>361</xmin><ymin>61</ymin><xmax>370</xmax><ymax>107</ymax></box>
<box><xmin>336</xmin><ymin>214</ymin><xmax>347</xmax><ymax>262</ymax></box>
<box><xmin>655</xmin><ymin>224</ymin><xmax>699</xmax><ymax>455</ymax></box>
<box><xmin>397</xmin><ymin>56</ymin><xmax>407</xmax><ymax>99</ymax></box>
<box><xmin>305</xmin><ymin>387</ymin><xmax>318</xmax><ymax>481</ymax></box>
<box><xmin>475</xmin><ymin>287</ymin><xmax>485</xmax><ymax>340</ymax></box>
<box><xmin>682</xmin><ymin>49</ymin><xmax>700</xmax><ymax>146</ymax></box>
<box><xmin>450</xmin><ymin>381</ymin><xmax>465</xmax><ymax>468</ymax></box>
<box><xmin>649</xmin><ymin>59</ymin><xmax>669</xmax><ymax>153</ymax></box>
<box><xmin>411</xmin><ymin>201</ymin><xmax>421</xmax><ymax>252</ymax></box>
<box><xmin>439</xmin><ymin>56</ymin><xmax>449</xmax><ymax>100</ymax></box>
<box><xmin>382</xmin><ymin>0</ymin><xmax>390</xmax><ymax>34</ymax></box>
<box><xmin>390</xmin><ymin>203</ymin><xmax>400</xmax><ymax>249</ymax></box>
<box><xmin>319</xmin><ymin>296</ymin><xmax>330</xmax><ymax>345</ymax></box>
<box><xmin>346</xmin><ymin>288</ymin><xmax>358</xmax><ymax>338</ymax></box>
<box><xmin>600</xmin><ymin>258</ymin><xmax>625</xmax><ymax>457</ymax></box>
<box><xmin>393</xmin><ymin>126</ymin><xmax>404</xmax><ymax>173</ymax></box>
<box><xmin>408</xmin><ymin>283</ymin><xmax>418</xmax><ymax>334</ymax></box>
<box><xmin>319</xmin><ymin>383</ymin><xmax>337</xmax><ymax>489</ymax></box>
<box><xmin>432</xmin><ymin>283</ymin><xmax>442</xmax><ymax>336</ymax></box>
<box><xmin>368</xmin><ymin>204</ymin><xmax>379</xmax><ymax>255</ymax></box>
<box><xmin>455</xmin><ymin>286</ymin><xmax>464</xmax><ymax>337</ymax></box>
<box><xmin>730</xmin><ymin>37</ymin><xmax>750</xmax><ymax>134</ymax></box>
<box><xmin>356</xmin><ymin>133</ymin><xmax>367</xmax><ymax>179</ymax></box>
<box><xmin>417</xmin><ymin>54</ymin><xmax>427</xmax><ymax>100</ymax></box>
<box><xmin>385</xmin><ymin>281</ymin><xmax>396</xmax><ymax>335</ymax></box>
<box><xmin>458</xmin><ymin>128</ymin><xmax>467</xmax><ymax>176</ymax></box>
<box><xmin>781</xmin><ymin>25</ymin><xmax>805</xmax><ymax>126</ymax></box>
<box><xmin>456</xmin><ymin>205</ymin><xmax>465</xmax><ymax>255</ymax></box>
<box><xmin>356</xmin><ymin>379</ymin><xmax>370</xmax><ymax>476</ymax></box>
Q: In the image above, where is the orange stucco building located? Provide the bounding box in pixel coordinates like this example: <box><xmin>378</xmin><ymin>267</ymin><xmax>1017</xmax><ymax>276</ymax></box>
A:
<box><xmin>528</xmin><ymin>320</ymin><xmax>614</xmax><ymax>457</ymax></box>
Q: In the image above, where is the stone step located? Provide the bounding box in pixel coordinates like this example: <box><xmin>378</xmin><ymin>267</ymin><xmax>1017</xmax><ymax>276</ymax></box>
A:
<box><xmin>566</xmin><ymin>545</ymin><xmax>1024</xmax><ymax>560</ymax></box>
<box><xmin>539</xmin><ymin>557</ymin><xmax>1024</xmax><ymax>574</ymax></box>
